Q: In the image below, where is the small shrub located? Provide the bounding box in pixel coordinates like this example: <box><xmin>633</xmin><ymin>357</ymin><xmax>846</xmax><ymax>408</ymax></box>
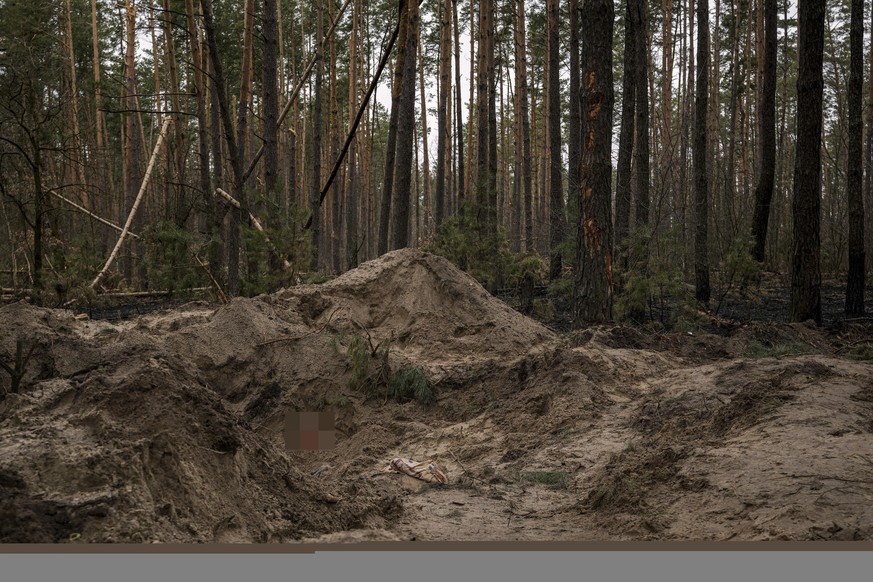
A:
<box><xmin>846</xmin><ymin>343</ymin><xmax>873</xmax><ymax>361</ymax></box>
<box><xmin>343</xmin><ymin>332</ymin><xmax>391</xmax><ymax>398</ymax></box>
<box><xmin>743</xmin><ymin>340</ymin><xmax>811</xmax><ymax>358</ymax></box>
<box><xmin>511</xmin><ymin>253</ymin><xmax>547</xmax><ymax>314</ymax></box>
<box><xmin>523</xmin><ymin>471</ymin><xmax>569</xmax><ymax>490</ymax></box>
<box><xmin>0</xmin><ymin>338</ymin><xmax>38</xmax><ymax>400</ymax></box>
<box><xmin>713</xmin><ymin>236</ymin><xmax>763</xmax><ymax>315</ymax></box>
<box><xmin>388</xmin><ymin>364</ymin><xmax>435</xmax><ymax>406</ymax></box>
<box><xmin>426</xmin><ymin>200</ymin><xmax>515</xmax><ymax>291</ymax></box>
<box><xmin>531</xmin><ymin>298</ymin><xmax>555</xmax><ymax>322</ymax></box>
<box><xmin>614</xmin><ymin>226</ymin><xmax>691</xmax><ymax>325</ymax></box>
<box><xmin>141</xmin><ymin>221</ymin><xmax>207</xmax><ymax>292</ymax></box>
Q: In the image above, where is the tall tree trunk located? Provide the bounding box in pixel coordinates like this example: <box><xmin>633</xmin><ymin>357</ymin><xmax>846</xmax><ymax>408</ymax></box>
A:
<box><xmin>208</xmin><ymin>49</ymin><xmax>226</xmax><ymax>275</ymax></box>
<box><xmin>694</xmin><ymin>0</ymin><xmax>711</xmax><ymax>303</ymax></box>
<box><xmin>346</xmin><ymin>0</ymin><xmax>361</xmax><ymax>268</ymax></box>
<box><xmin>845</xmin><ymin>0</ymin><xmax>865</xmax><ymax>315</ymax></box>
<box><xmin>263</xmin><ymin>0</ymin><xmax>280</xmax><ymax>199</ymax></box>
<box><xmin>476</xmin><ymin>0</ymin><xmax>492</xmax><ymax>221</ymax></box>
<box><xmin>866</xmin><ymin>0</ymin><xmax>873</xmax><ymax>273</ymax></box>
<box><xmin>751</xmin><ymin>0</ymin><xmax>777</xmax><ymax>263</ymax></box>
<box><xmin>567</xmin><ymin>0</ymin><xmax>581</xmax><ymax>242</ymax></box>
<box><xmin>574</xmin><ymin>0</ymin><xmax>615</xmax><ymax>323</ymax></box>
<box><xmin>200</xmin><ymin>0</ymin><xmax>246</xmax><ymax>294</ymax></box>
<box><xmin>24</xmin><ymin>82</ymin><xmax>45</xmax><ymax>295</ymax></box>
<box><xmin>487</xmin><ymin>3</ymin><xmax>498</xmax><ymax>238</ymax></box>
<box><xmin>185</xmin><ymin>0</ymin><xmax>215</xmax><ymax>275</ymax></box>
<box><xmin>547</xmin><ymin>0</ymin><xmax>564</xmax><ymax>279</ymax></box>
<box><xmin>709</xmin><ymin>0</ymin><xmax>721</xmax><ymax>239</ymax></box>
<box><xmin>615</xmin><ymin>0</ymin><xmax>636</xmax><ymax>268</ymax></box>
<box><xmin>380</xmin><ymin>0</ymin><xmax>409</xmax><ymax>255</ymax></box>
<box><xmin>683</xmin><ymin>0</ymin><xmax>695</xmax><ymax>275</ymax></box>
<box><xmin>633</xmin><ymin>0</ymin><xmax>650</xmax><ymax>230</ymax></box>
<box><xmin>417</xmin><ymin>32</ymin><xmax>432</xmax><ymax>240</ymax></box>
<box><xmin>661</xmin><ymin>0</ymin><xmax>675</xmax><ymax>225</ymax></box>
<box><xmin>90</xmin><ymin>0</ymin><xmax>105</xmax><ymax>167</ymax></box>
<box><xmin>62</xmin><ymin>0</ymin><xmax>85</xmax><ymax>206</ymax></box>
<box><xmin>329</xmin><ymin>0</ymin><xmax>341</xmax><ymax>272</ymax></box>
<box><xmin>436</xmin><ymin>0</ymin><xmax>452</xmax><ymax>231</ymax></box>
<box><xmin>723</xmin><ymin>0</ymin><xmax>742</xmax><ymax>242</ymax></box>
<box><xmin>391</xmin><ymin>0</ymin><xmax>419</xmax><ymax>250</ymax></box>
<box><xmin>515</xmin><ymin>0</ymin><xmax>533</xmax><ymax>253</ymax></box>
<box><xmin>123</xmin><ymin>0</ymin><xmax>141</xmax><ymax>283</ymax></box>
<box><xmin>224</xmin><ymin>0</ymin><xmax>255</xmax><ymax>290</ymax></box>
<box><xmin>466</xmin><ymin>0</ymin><xmax>476</xmax><ymax>204</ymax></box>
<box><xmin>311</xmin><ymin>0</ymin><xmax>325</xmax><ymax>269</ymax></box>
<box><xmin>453</xmin><ymin>0</ymin><xmax>465</xmax><ymax>209</ymax></box>
<box><xmin>790</xmin><ymin>0</ymin><xmax>825</xmax><ymax>324</ymax></box>
<box><xmin>162</xmin><ymin>0</ymin><xmax>187</xmax><ymax>227</ymax></box>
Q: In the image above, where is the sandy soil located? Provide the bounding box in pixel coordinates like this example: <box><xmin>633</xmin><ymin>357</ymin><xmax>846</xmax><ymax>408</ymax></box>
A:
<box><xmin>1</xmin><ymin>249</ymin><xmax>871</xmax><ymax>543</ymax></box>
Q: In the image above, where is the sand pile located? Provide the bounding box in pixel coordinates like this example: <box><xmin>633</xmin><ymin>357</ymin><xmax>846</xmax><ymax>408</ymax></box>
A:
<box><xmin>0</xmin><ymin>249</ymin><xmax>554</xmax><ymax>543</ymax></box>
<box><xmin>0</xmin><ymin>304</ymin><xmax>401</xmax><ymax>543</ymax></box>
<box><xmin>278</xmin><ymin>249</ymin><xmax>555</xmax><ymax>364</ymax></box>
<box><xmin>3</xmin><ymin>248</ymin><xmax>871</xmax><ymax>544</ymax></box>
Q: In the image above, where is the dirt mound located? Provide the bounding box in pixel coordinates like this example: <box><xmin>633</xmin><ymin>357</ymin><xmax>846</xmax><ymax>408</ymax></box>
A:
<box><xmin>726</xmin><ymin>321</ymin><xmax>833</xmax><ymax>357</ymax></box>
<box><xmin>571</xmin><ymin>325</ymin><xmax>732</xmax><ymax>363</ymax></box>
<box><xmin>278</xmin><ymin>249</ymin><xmax>555</xmax><ymax>367</ymax></box>
<box><xmin>0</xmin><ymin>250</ymin><xmax>558</xmax><ymax>543</ymax></box>
<box><xmin>2</xmin><ymin>249</ymin><xmax>872</xmax><ymax>544</ymax></box>
<box><xmin>0</xmin><ymin>303</ymin><xmax>400</xmax><ymax>543</ymax></box>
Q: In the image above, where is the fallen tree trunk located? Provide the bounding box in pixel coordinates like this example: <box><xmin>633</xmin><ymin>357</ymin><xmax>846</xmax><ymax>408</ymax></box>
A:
<box><xmin>90</xmin><ymin>118</ymin><xmax>172</xmax><ymax>290</ymax></box>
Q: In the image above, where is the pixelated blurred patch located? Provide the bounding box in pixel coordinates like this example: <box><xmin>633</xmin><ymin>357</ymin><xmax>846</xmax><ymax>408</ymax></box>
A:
<box><xmin>284</xmin><ymin>409</ymin><xmax>336</xmax><ymax>451</ymax></box>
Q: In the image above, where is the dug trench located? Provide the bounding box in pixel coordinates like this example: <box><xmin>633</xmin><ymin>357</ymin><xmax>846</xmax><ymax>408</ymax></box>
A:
<box><xmin>1</xmin><ymin>249</ymin><xmax>871</xmax><ymax>543</ymax></box>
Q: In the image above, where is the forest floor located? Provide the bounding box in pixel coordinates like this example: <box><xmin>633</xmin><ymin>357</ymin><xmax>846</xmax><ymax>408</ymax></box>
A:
<box><xmin>2</xmin><ymin>249</ymin><xmax>872</xmax><ymax>543</ymax></box>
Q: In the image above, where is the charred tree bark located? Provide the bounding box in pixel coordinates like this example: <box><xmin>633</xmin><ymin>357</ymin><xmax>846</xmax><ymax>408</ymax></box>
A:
<box><xmin>574</xmin><ymin>0</ymin><xmax>615</xmax><ymax>324</ymax></box>
<box><xmin>845</xmin><ymin>0</ymin><xmax>865</xmax><ymax>315</ymax></box>
<box><xmin>633</xmin><ymin>0</ymin><xmax>650</xmax><ymax>230</ymax></box>
<box><xmin>789</xmin><ymin>0</ymin><xmax>825</xmax><ymax>324</ymax></box>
